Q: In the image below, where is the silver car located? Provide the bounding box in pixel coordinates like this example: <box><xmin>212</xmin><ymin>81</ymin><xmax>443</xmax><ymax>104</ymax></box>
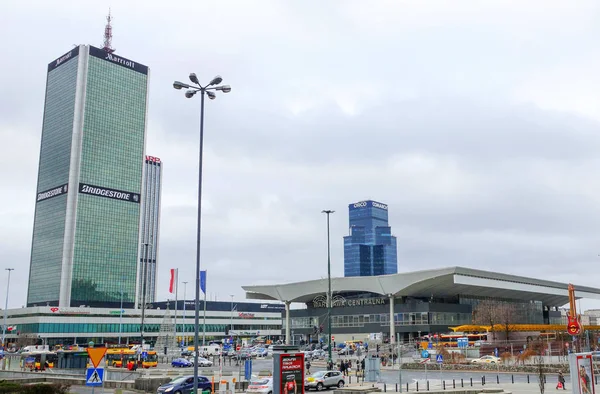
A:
<box><xmin>246</xmin><ymin>377</ymin><xmax>273</xmax><ymax>394</ymax></box>
<box><xmin>305</xmin><ymin>371</ymin><xmax>345</xmax><ymax>391</ymax></box>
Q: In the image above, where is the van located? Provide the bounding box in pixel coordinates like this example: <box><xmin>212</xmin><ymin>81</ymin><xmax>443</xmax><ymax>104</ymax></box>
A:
<box><xmin>200</xmin><ymin>345</ymin><xmax>221</xmax><ymax>356</ymax></box>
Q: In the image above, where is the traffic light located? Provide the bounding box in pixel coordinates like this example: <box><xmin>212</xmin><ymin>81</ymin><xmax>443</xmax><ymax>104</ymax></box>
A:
<box><xmin>319</xmin><ymin>324</ymin><xmax>324</xmax><ymax>333</ymax></box>
<box><xmin>376</xmin><ymin>344</ymin><xmax>380</xmax><ymax>353</ymax></box>
<box><xmin>313</xmin><ymin>326</ymin><xmax>318</xmax><ymax>334</ymax></box>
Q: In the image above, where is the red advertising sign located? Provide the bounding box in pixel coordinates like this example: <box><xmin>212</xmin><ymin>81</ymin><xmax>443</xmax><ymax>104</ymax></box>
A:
<box><xmin>146</xmin><ymin>155</ymin><xmax>161</xmax><ymax>163</ymax></box>
<box><xmin>576</xmin><ymin>354</ymin><xmax>595</xmax><ymax>394</ymax></box>
<box><xmin>280</xmin><ymin>353</ymin><xmax>304</xmax><ymax>394</ymax></box>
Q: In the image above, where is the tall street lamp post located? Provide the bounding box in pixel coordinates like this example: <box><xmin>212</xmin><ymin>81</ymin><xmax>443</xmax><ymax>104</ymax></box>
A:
<box><xmin>182</xmin><ymin>281</ymin><xmax>188</xmax><ymax>347</ymax></box>
<box><xmin>119</xmin><ymin>274</ymin><xmax>125</xmax><ymax>346</ymax></box>
<box><xmin>321</xmin><ymin>210</ymin><xmax>334</xmax><ymax>364</ymax></box>
<box><xmin>139</xmin><ymin>242</ymin><xmax>151</xmax><ymax>351</ymax></box>
<box><xmin>173</xmin><ymin>74</ymin><xmax>231</xmax><ymax>394</ymax></box>
<box><xmin>1</xmin><ymin>268</ymin><xmax>14</xmax><ymax>348</ymax></box>
<box><xmin>230</xmin><ymin>295</ymin><xmax>234</xmax><ymax>334</ymax></box>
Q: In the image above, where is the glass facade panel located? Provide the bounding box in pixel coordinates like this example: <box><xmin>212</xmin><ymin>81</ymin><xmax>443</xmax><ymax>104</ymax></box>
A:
<box><xmin>71</xmin><ymin>52</ymin><xmax>147</xmax><ymax>304</ymax></box>
<box><xmin>28</xmin><ymin>52</ymin><xmax>79</xmax><ymax>305</ymax></box>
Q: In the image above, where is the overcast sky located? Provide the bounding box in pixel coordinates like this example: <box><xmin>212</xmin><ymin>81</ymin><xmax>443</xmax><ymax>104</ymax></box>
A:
<box><xmin>2</xmin><ymin>1</ymin><xmax>600</xmax><ymax>311</ymax></box>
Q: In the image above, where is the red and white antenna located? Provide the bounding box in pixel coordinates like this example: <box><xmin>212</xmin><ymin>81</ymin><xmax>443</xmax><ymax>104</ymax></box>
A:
<box><xmin>102</xmin><ymin>9</ymin><xmax>115</xmax><ymax>53</ymax></box>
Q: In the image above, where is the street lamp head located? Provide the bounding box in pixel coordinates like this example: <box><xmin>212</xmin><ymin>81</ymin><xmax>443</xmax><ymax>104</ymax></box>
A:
<box><xmin>185</xmin><ymin>90</ymin><xmax>196</xmax><ymax>99</ymax></box>
<box><xmin>322</xmin><ymin>210</ymin><xmax>335</xmax><ymax>214</ymax></box>
<box><xmin>209</xmin><ymin>75</ymin><xmax>223</xmax><ymax>86</ymax></box>
<box><xmin>173</xmin><ymin>81</ymin><xmax>190</xmax><ymax>90</ymax></box>
<box><xmin>189</xmin><ymin>73</ymin><xmax>200</xmax><ymax>85</ymax></box>
<box><xmin>206</xmin><ymin>91</ymin><xmax>216</xmax><ymax>100</ymax></box>
<box><xmin>217</xmin><ymin>85</ymin><xmax>232</xmax><ymax>93</ymax></box>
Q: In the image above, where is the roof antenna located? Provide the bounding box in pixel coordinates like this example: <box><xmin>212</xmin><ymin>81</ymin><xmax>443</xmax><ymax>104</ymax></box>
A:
<box><xmin>103</xmin><ymin>9</ymin><xmax>116</xmax><ymax>53</ymax></box>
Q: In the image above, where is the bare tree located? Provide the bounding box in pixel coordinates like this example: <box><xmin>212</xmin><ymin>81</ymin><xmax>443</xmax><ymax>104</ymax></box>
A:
<box><xmin>472</xmin><ymin>300</ymin><xmax>498</xmax><ymax>340</ymax></box>
<box><xmin>531</xmin><ymin>338</ymin><xmax>546</xmax><ymax>394</ymax></box>
<box><xmin>15</xmin><ymin>334</ymin><xmax>37</xmax><ymax>348</ymax></box>
<box><xmin>472</xmin><ymin>300</ymin><xmax>518</xmax><ymax>342</ymax></box>
<box><xmin>496</xmin><ymin>303</ymin><xmax>518</xmax><ymax>342</ymax></box>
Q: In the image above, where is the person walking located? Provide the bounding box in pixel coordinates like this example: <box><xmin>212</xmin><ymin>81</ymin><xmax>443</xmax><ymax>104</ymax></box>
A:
<box><xmin>557</xmin><ymin>371</ymin><xmax>566</xmax><ymax>390</ymax></box>
<box><xmin>306</xmin><ymin>360</ymin><xmax>311</xmax><ymax>375</ymax></box>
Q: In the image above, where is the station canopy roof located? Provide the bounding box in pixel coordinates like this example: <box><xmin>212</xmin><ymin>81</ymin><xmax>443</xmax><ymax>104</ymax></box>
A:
<box><xmin>242</xmin><ymin>266</ymin><xmax>600</xmax><ymax>307</ymax></box>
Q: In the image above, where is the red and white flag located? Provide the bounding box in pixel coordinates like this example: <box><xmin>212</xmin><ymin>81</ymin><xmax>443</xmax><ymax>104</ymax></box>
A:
<box><xmin>169</xmin><ymin>269</ymin><xmax>177</xmax><ymax>293</ymax></box>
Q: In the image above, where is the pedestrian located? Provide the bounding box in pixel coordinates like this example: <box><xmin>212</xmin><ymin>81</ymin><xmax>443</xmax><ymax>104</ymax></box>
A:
<box><xmin>306</xmin><ymin>360</ymin><xmax>311</xmax><ymax>375</ymax></box>
<box><xmin>557</xmin><ymin>371</ymin><xmax>566</xmax><ymax>390</ymax></box>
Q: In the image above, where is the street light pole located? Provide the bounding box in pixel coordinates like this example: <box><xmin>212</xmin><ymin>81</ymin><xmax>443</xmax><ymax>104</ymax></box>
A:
<box><xmin>230</xmin><ymin>295</ymin><xmax>234</xmax><ymax>334</ymax></box>
<box><xmin>1</xmin><ymin>268</ymin><xmax>14</xmax><ymax>348</ymax></box>
<box><xmin>322</xmin><ymin>210</ymin><xmax>334</xmax><ymax>364</ymax></box>
<box><xmin>140</xmin><ymin>242</ymin><xmax>150</xmax><ymax>351</ymax></box>
<box><xmin>182</xmin><ymin>281</ymin><xmax>188</xmax><ymax>347</ymax></box>
<box><xmin>119</xmin><ymin>274</ymin><xmax>125</xmax><ymax>346</ymax></box>
<box><xmin>173</xmin><ymin>74</ymin><xmax>231</xmax><ymax>394</ymax></box>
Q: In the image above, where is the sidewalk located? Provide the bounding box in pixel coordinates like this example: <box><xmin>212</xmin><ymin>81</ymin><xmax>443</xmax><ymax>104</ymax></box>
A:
<box><xmin>346</xmin><ymin>381</ymin><xmax>570</xmax><ymax>393</ymax></box>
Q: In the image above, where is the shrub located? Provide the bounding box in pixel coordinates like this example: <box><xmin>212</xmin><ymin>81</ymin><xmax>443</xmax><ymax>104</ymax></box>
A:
<box><xmin>0</xmin><ymin>382</ymin><xmax>70</xmax><ymax>394</ymax></box>
<box><xmin>500</xmin><ymin>351</ymin><xmax>513</xmax><ymax>364</ymax></box>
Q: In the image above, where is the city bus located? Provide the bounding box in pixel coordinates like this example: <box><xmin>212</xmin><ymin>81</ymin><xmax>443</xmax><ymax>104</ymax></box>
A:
<box><xmin>106</xmin><ymin>348</ymin><xmax>137</xmax><ymax>368</ymax></box>
<box><xmin>104</xmin><ymin>349</ymin><xmax>158</xmax><ymax>368</ymax></box>
<box><xmin>20</xmin><ymin>351</ymin><xmax>57</xmax><ymax>371</ymax></box>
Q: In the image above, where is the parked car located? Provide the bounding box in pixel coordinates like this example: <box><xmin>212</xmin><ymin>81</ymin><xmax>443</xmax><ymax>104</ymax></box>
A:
<box><xmin>171</xmin><ymin>358</ymin><xmax>193</xmax><ymax>368</ymax></box>
<box><xmin>246</xmin><ymin>377</ymin><xmax>273</xmax><ymax>394</ymax></box>
<box><xmin>471</xmin><ymin>355</ymin><xmax>501</xmax><ymax>364</ymax></box>
<box><xmin>197</xmin><ymin>357</ymin><xmax>213</xmax><ymax>367</ymax></box>
<box><xmin>157</xmin><ymin>375</ymin><xmax>212</xmax><ymax>393</ymax></box>
<box><xmin>305</xmin><ymin>371</ymin><xmax>344</xmax><ymax>391</ymax></box>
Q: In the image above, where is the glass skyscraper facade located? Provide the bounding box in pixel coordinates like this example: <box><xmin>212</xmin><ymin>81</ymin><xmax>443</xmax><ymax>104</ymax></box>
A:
<box><xmin>28</xmin><ymin>45</ymin><xmax>149</xmax><ymax>308</ymax></box>
<box><xmin>343</xmin><ymin>200</ymin><xmax>397</xmax><ymax>276</ymax></box>
<box><xmin>139</xmin><ymin>155</ymin><xmax>162</xmax><ymax>304</ymax></box>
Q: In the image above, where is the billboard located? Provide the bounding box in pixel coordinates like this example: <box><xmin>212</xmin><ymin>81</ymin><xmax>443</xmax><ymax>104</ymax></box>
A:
<box><xmin>279</xmin><ymin>353</ymin><xmax>305</xmax><ymax>394</ymax></box>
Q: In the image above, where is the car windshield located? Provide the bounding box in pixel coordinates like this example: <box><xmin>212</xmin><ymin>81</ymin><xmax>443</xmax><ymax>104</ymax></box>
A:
<box><xmin>251</xmin><ymin>379</ymin><xmax>270</xmax><ymax>385</ymax></box>
<box><xmin>169</xmin><ymin>376</ymin><xmax>189</xmax><ymax>385</ymax></box>
<box><xmin>311</xmin><ymin>371</ymin><xmax>326</xmax><ymax>378</ymax></box>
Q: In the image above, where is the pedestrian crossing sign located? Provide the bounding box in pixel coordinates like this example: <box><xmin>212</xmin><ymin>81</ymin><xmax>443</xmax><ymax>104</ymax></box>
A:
<box><xmin>86</xmin><ymin>367</ymin><xmax>104</xmax><ymax>387</ymax></box>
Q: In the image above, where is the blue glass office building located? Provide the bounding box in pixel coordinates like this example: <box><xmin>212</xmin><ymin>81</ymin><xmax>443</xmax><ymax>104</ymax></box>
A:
<box><xmin>343</xmin><ymin>200</ymin><xmax>397</xmax><ymax>276</ymax></box>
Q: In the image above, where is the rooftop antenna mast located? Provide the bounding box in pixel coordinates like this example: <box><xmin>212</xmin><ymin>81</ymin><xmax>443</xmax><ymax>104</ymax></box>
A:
<box><xmin>103</xmin><ymin>9</ymin><xmax>115</xmax><ymax>53</ymax></box>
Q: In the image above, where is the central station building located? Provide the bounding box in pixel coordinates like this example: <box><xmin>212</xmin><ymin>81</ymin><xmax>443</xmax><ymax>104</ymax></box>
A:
<box><xmin>243</xmin><ymin>266</ymin><xmax>600</xmax><ymax>345</ymax></box>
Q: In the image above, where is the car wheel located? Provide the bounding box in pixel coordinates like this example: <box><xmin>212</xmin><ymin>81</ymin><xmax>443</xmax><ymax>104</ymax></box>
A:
<box><xmin>490</xmin><ymin>361</ymin><xmax>496</xmax><ymax>364</ymax></box>
<box><xmin>338</xmin><ymin>381</ymin><xmax>345</xmax><ymax>388</ymax></box>
<box><xmin>317</xmin><ymin>383</ymin><xmax>324</xmax><ymax>391</ymax></box>
<box><xmin>174</xmin><ymin>391</ymin><xmax>182</xmax><ymax>394</ymax></box>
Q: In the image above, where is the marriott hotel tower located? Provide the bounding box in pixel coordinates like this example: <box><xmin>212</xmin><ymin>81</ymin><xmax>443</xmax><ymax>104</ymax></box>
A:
<box><xmin>27</xmin><ymin>45</ymin><xmax>149</xmax><ymax>308</ymax></box>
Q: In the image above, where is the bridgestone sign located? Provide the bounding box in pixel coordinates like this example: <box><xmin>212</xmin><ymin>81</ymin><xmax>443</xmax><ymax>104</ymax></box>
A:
<box><xmin>79</xmin><ymin>183</ymin><xmax>140</xmax><ymax>203</ymax></box>
<box><xmin>36</xmin><ymin>184</ymin><xmax>69</xmax><ymax>203</ymax></box>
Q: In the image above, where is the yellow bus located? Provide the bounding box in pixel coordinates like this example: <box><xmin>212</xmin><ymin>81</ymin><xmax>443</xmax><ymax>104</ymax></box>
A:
<box><xmin>101</xmin><ymin>349</ymin><xmax>158</xmax><ymax>368</ymax></box>
<box><xmin>21</xmin><ymin>352</ymin><xmax>57</xmax><ymax>371</ymax></box>
<box><xmin>106</xmin><ymin>348</ymin><xmax>136</xmax><ymax>368</ymax></box>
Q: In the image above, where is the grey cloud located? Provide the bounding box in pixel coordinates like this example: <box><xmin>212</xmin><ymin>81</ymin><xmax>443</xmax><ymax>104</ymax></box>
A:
<box><xmin>2</xmin><ymin>0</ymin><xmax>600</xmax><ymax>309</ymax></box>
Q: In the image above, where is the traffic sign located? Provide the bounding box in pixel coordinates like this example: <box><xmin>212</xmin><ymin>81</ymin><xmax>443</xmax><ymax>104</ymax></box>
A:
<box><xmin>141</xmin><ymin>351</ymin><xmax>148</xmax><ymax>359</ymax></box>
<box><xmin>86</xmin><ymin>367</ymin><xmax>104</xmax><ymax>387</ymax></box>
<box><xmin>421</xmin><ymin>350</ymin><xmax>429</xmax><ymax>358</ymax></box>
<box><xmin>457</xmin><ymin>337</ymin><xmax>468</xmax><ymax>348</ymax></box>
<box><xmin>494</xmin><ymin>348</ymin><xmax>499</xmax><ymax>357</ymax></box>
<box><xmin>86</xmin><ymin>347</ymin><xmax>107</xmax><ymax>368</ymax></box>
<box><xmin>436</xmin><ymin>354</ymin><xmax>443</xmax><ymax>363</ymax></box>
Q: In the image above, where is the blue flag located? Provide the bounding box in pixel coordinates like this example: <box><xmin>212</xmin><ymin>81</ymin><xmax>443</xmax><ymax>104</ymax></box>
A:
<box><xmin>200</xmin><ymin>270</ymin><xmax>207</xmax><ymax>294</ymax></box>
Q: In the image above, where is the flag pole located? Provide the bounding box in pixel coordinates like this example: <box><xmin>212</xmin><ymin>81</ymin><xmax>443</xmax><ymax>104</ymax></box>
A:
<box><xmin>202</xmin><ymin>270</ymin><xmax>207</xmax><ymax>346</ymax></box>
<box><xmin>174</xmin><ymin>268</ymin><xmax>178</xmax><ymax>350</ymax></box>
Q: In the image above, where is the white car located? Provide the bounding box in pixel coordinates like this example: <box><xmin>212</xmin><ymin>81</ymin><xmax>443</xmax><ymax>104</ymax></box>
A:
<box><xmin>471</xmin><ymin>355</ymin><xmax>501</xmax><ymax>364</ymax></box>
<box><xmin>197</xmin><ymin>357</ymin><xmax>213</xmax><ymax>367</ymax></box>
<box><xmin>246</xmin><ymin>377</ymin><xmax>273</xmax><ymax>394</ymax></box>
